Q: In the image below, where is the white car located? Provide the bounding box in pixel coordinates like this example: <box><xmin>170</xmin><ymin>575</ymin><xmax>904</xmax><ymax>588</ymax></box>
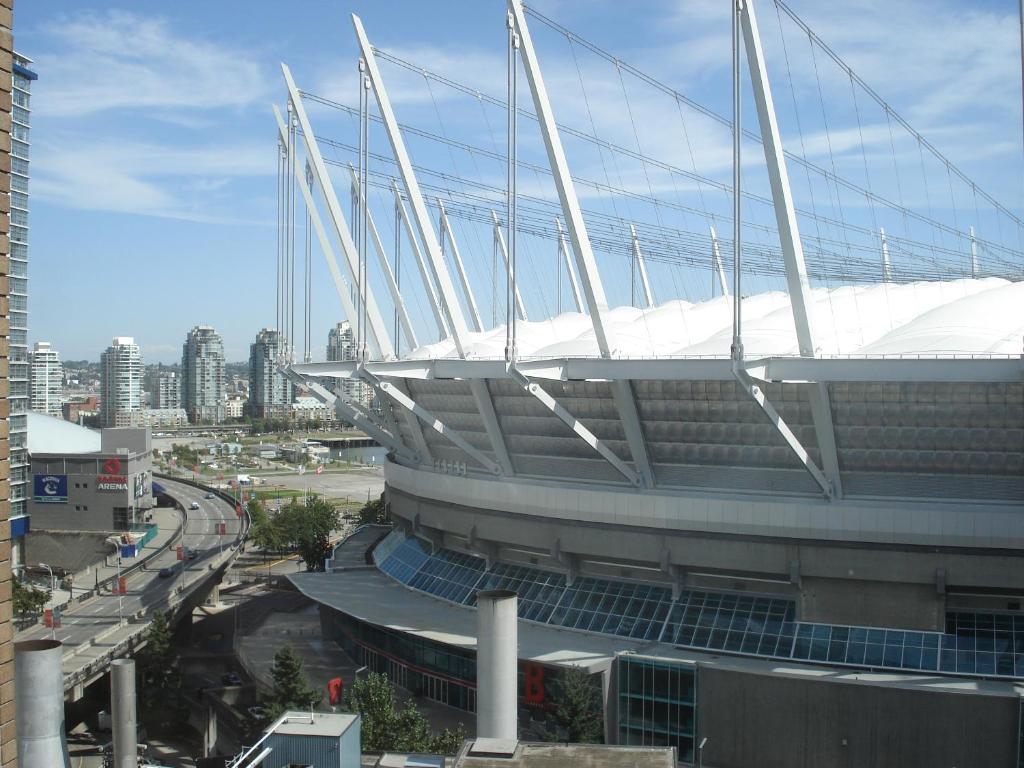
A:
<box><xmin>190</xmin><ymin>501</ymin><xmax>200</xmax><ymax>510</ymax></box>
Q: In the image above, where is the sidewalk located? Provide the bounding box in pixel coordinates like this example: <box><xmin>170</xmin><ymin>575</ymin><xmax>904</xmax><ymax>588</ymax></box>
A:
<box><xmin>37</xmin><ymin>505</ymin><xmax>184</xmax><ymax>613</ymax></box>
<box><xmin>236</xmin><ymin>604</ymin><xmax>474</xmax><ymax>737</ymax></box>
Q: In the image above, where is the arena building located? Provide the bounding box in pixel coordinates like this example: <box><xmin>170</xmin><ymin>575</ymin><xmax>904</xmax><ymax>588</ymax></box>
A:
<box><xmin>280</xmin><ymin>2</ymin><xmax>1024</xmax><ymax>765</ymax></box>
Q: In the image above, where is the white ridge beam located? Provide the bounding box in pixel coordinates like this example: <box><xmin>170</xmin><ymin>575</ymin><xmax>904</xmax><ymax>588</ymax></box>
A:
<box><xmin>438</xmin><ymin>198</ymin><xmax>484</xmax><ymax>332</ymax></box>
<box><xmin>491</xmin><ymin>211</ymin><xmax>528</xmax><ymax>321</ymax></box>
<box><xmin>273</xmin><ymin>105</ymin><xmax>376</xmax><ymax>357</ymax></box>
<box><xmin>394</xmin><ymin>181</ymin><xmax>449</xmax><ymax>339</ymax></box>
<box><xmin>555</xmin><ymin>217</ymin><xmax>584</xmax><ymax>313</ymax></box>
<box><xmin>353</xmin><ymin>14</ymin><xmax>470</xmax><ymax>357</ymax></box>
<box><xmin>348</xmin><ymin>165</ymin><xmax>419</xmax><ymax>350</ymax></box>
<box><xmin>280</xmin><ymin>65</ymin><xmax>395</xmax><ymax>360</ymax></box>
<box><xmin>630</xmin><ymin>224</ymin><xmax>654</xmax><ymax>309</ymax></box>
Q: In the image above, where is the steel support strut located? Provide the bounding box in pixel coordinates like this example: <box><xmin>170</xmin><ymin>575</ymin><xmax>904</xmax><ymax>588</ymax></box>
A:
<box><xmin>278</xmin><ymin>366</ymin><xmax>413</xmax><ymax>462</ymax></box>
<box><xmin>739</xmin><ymin>0</ymin><xmax>840</xmax><ymax>498</ymax></box>
<box><xmin>394</xmin><ymin>181</ymin><xmax>449</xmax><ymax>339</ymax></box>
<box><xmin>273</xmin><ymin>106</ymin><xmax>372</xmax><ymax>356</ymax></box>
<box><xmin>348</xmin><ymin>165</ymin><xmax>419</xmax><ymax>349</ymax></box>
<box><xmin>352</xmin><ymin>14</ymin><xmax>471</xmax><ymax>356</ymax></box>
<box><xmin>509</xmin><ymin>0</ymin><xmax>653</xmax><ymax>488</ymax></box>
<box><xmin>438</xmin><ymin>199</ymin><xmax>485</xmax><ymax>332</ymax></box>
<box><xmin>362</xmin><ymin>370</ymin><xmax>503</xmax><ymax>476</ymax></box>
<box><xmin>280</xmin><ymin>64</ymin><xmax>395</xmax><ymax>359</ymax></box>
<box><xmin>492</xmin><ymin>211</ymin><xmax>528</xmax><ymax>321</ymax></box>
<box><xmin>508</xmin><ymin>368</ymin><xmax>640</xmax><ymax>486</ymax></box>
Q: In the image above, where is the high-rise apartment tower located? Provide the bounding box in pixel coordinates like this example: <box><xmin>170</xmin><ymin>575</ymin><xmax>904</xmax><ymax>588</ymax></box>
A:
<box><xmin>100</xmin><ymin>337</ymin><xmax>143</xmax><ymax>427</ymax></box>
<box><xmin>180</xmin><ymin>325</ymin><xmax>225</xmax><ymax>423</ymax></box>
<box><xmin>29</xmin><ymin>340</ymin><xmax>61</xmax><ymax>417</ymax></box>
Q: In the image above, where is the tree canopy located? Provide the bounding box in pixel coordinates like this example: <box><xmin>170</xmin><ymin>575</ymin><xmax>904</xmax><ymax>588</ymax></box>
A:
<box><xmin>346</xmin><ymin>672</ymin><xmax>466</xmax><ymax>754</ymax></box>
<box><xmin>138</xmin><ymin>611</ymin><xmax>187</xmax><ymax>731</ymax></box>
<box><xmin>546</xmin><ymin>666</ymin><xmax>603</xmax><ymax>743</ymax></box>
<box><xmin>13</xmin><ymin>579</ymin><xmax>49</xmax><ymax>616</ymax></box>
<box><xmin>263</xmin><ymin>644</ymin><xmax>321</xmax><ymax>720</ymax></box>
<box><xmin>250</xmin><ymin>494</ymin><xmax>341</xmax><ymax>570</ymax></box>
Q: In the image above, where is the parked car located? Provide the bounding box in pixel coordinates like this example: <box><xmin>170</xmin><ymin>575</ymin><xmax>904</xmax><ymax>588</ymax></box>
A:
<box><xmin>221</xmin><ymin>671</ymin><xmax>242</xmax><ymax>686</ymax></box>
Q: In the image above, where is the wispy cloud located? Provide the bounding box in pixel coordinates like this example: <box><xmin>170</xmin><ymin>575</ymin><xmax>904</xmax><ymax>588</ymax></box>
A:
<box><xmin>32</xmin><ymin>10</ymin><xmax>266</xmax><ymax>117</ymax></box>
<box><xmin>32</xmin><ymin>136</ymin><xmax>274</xmax><ymax>223</ymax></box>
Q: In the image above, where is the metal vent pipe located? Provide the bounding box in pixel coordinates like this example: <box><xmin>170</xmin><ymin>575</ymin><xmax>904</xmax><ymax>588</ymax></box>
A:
<box><xmin>111</xmin><ymin>658</ymin><xmax>138</xmax><ymax>768</ymax></box>
<box><xmin>15</xmin><ymin>639</ymin><xmax>71</xmax><ymax>767</ymax></box>
<box><xmin>476</xmin><ymin>589</ymin><xmax>518</xmax><ymax>740</ymax></box>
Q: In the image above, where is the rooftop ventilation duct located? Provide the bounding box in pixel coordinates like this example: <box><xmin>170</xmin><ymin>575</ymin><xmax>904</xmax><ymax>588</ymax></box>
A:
<box><xmin>15</xmin><ymin>639</ymin><xmax>71</xmax><ymax>767</ymax></box>
<box><xmin>475</xmin><ymin>589</ymin><xmax>518</xmax><ymax>743</ymax></box>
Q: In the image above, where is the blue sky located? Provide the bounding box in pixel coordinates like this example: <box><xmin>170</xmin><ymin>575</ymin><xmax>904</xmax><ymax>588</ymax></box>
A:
<box><xmin>17</xmin><ymin>0</ymin><xmax>1024</xmax><ymax>362</ymax></box>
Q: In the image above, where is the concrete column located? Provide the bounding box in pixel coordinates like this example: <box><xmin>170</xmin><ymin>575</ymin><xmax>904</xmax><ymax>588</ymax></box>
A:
<box><xmin>111</xmin><ymin>658</ymin><xmax>137</xmax><ymax>768</ymax></box>
<box><xmin>476</xmin><ymin>589</ymin><xmax>518</xmax><ymax>741</ymax></box>
<box><xmin>15</xmin><ymin>640</ymin><xmax>71</xmax><ymax>767</ymax></box>
<box><xmin>204</xmin><ymin>702</ymin><xmax>218</xmax><ymax>757</ymax></box>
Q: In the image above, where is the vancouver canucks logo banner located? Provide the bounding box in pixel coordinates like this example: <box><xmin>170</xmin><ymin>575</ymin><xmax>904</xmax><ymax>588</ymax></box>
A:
<box><xmin>33</xmin><ymin>474</ymin><xmax>68</xmax><ymax>503</ymax></box>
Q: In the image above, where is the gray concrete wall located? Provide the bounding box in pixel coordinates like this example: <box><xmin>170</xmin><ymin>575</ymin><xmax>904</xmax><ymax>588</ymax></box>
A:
<box><xmin>696</xmin><ymin>665</ymin><xmax>1019</xmax><ymax>768</ymax></box>
<box><xmin>388</xmin><ymin>487</ymin><xmax>1024</xmax><ymax>631</ymax></box>
<box><xmin>800</xmin><ymin>577</ymin><xmax>943</xmax><ymax>631</ymax></box>
<box><xmin>29</xmin><ymin>450</ymin><xmax>154</xmax><ymax>532</ymax></box>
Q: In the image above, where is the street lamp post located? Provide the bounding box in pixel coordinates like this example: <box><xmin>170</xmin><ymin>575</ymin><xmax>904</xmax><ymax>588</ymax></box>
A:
<box><xmin>116</xmin><ymin>554</ymin><xmax>124</xmax><ymax>626</ymax></box>
<box><xmin>38</xmin><ymin>562</ymin><xmax>55</xmax><ymax>593</ymax></box>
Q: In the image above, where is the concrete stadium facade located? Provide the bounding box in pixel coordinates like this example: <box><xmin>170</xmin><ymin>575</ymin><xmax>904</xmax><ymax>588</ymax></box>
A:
<box><xmin>290</xmin><ymin>352</ymin><xmax>1024</xmax><ymax>767</ymax></box>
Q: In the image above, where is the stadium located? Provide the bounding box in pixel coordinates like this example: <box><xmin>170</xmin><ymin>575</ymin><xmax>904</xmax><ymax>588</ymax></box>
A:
<box><xmin>277</xmin><ymin>1</ymin><xmax>1024</xmax><ymax>766</ymax></box>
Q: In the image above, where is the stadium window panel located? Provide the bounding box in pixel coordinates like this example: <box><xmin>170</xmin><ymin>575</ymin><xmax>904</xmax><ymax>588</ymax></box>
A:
<box><xmin>375</xmin><ymin>537</ymin><xmax>1024</xmax><ymax>681</ymax></box>
<box><xmin>864</xmin><ymin>643</ymin><xmax>885</xmax><ymax>666</ymax></box>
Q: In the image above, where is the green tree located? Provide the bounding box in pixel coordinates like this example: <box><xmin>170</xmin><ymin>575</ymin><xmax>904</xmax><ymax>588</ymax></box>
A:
<box><xmin>356</xmin><ymin>494</ymin><xmax>389</xmax><ymax>527</ymax></box>
<box><xmin>13</xmin><ymin>578</ymin><xmax>48</xmax><ymax>616</ymax></box>
<box><xmin>346</xmin><ymin>672</ymin><xmax>466</xmax><ymax>754</ymax></box>
<box><xmin>275</xmin><ymin>496</ymin><xmax>340</xmax><ymax>571</ymax></box>
<box><xmin>263</xmin><ymin>644</ymin><xmax>320</xmax><ymax>720</ymax></box>
<box><xmin>248</xmin><ymin>497</ymin><xmax>286</xmax><ymax>556</ymax></box>
<box><xmin>138</xmin><ymin>612</ymin><xmax>187</xmax><ymax>730</ymax></box>
<box><xmin>546</xmin><ymin>666</ymin><xmax>603</xmax><ymax>743</ymax></box>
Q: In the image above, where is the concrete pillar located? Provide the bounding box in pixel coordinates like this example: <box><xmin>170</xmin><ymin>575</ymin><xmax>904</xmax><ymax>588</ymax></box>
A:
<box><xmin>15</xmin><ymin>640</ymin><xmax>71</xmax><ymax>767</ymax></box>
<box><xmin>111</xmin><ymin>658</ymin><xmax>137</xmax><ymax>768</ymax></box>
<box><xmin>204</xmin><ymin>702</ymin><xmax>218</xmax><ymax>757</ymax></box>
<box><xmin>476</xmin><ymin>590</ymin><xmax>518</xmax><ymax>741</ymax></box>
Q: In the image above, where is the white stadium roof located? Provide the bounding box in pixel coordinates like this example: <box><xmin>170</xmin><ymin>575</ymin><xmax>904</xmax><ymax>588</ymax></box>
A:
<box><xmin>27</xmin><ymin>412</ymin><xmax>101</xmax><ymax>455</ymax></box>
<box><xmin>409</xmin><ymin>278</ymin><xmax>1024</xmax><ymax>360</ymax></box>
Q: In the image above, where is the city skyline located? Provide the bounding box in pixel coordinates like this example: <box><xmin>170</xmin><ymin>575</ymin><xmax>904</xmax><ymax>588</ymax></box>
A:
<box><xmin>12</xmin><ymin>0</ymin><xmax>1024</xmax><ymax>362</ymax></box>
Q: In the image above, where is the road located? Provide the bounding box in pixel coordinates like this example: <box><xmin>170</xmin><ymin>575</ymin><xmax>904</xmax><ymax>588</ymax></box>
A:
<box><xmin>17</xmin><ymin>478</ymin><xmax>241</xmax><ymax>654</ymax></box>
